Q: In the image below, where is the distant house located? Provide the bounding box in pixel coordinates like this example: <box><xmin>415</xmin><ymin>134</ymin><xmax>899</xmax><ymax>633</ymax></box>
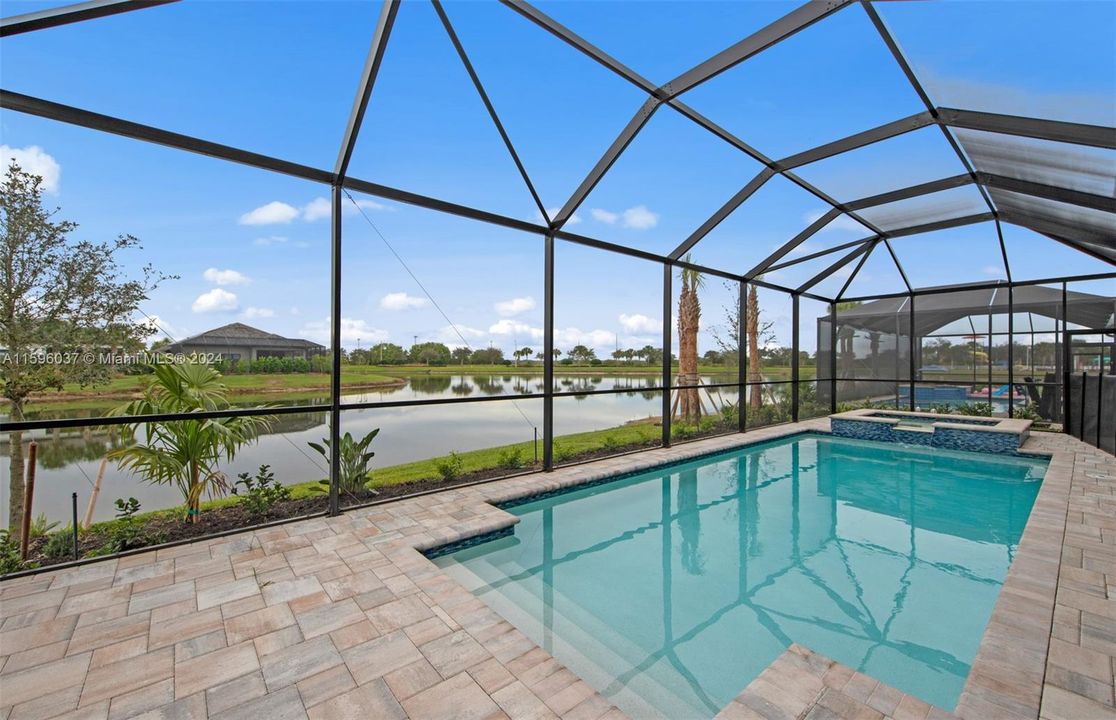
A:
<box><xmin>161</xmin><ymin>323</ymin><xmax>324</xmax><ymax>363</ymax></box>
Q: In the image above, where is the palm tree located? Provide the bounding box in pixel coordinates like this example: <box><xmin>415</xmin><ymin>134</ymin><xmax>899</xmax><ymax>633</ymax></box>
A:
<box><xmin>676</xmin><ymin>258</ymin><xmax>704</xmax><ymax>423</ymax></box>
<box><xmin>747</xmin><ymin>283</ymin><xmax>763</xmax><ymax>410</ymax></box>
<box><xmin>107</xmin><ymin>363</ymin><xmax>272</xmax><ymax>523</ymax></box>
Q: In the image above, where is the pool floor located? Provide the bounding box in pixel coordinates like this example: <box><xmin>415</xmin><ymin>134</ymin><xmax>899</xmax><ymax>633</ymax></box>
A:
<box><xmin>432</xmin><ymin>433</ymin><xmax>1046</xmax><ymax>718</ymax></box>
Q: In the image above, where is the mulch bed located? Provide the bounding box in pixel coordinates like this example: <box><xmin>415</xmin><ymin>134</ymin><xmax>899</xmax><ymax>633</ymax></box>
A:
<box><xmin>20</xmin><ymin>440</ymin><xmax>686</xmax><ymax>571</ymax></box>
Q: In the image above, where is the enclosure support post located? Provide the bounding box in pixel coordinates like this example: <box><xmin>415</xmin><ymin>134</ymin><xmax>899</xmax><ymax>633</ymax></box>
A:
<box><xmin>328</xmin><ymin>185</ymin><xmax>342</xmax><ymax>517</ymax></box>
<box><xmin>739</xmin><ymin>282</ymin><xmax>747</xmax><ymax>433</ymax></box>
<box><xmin>543</xmin><ymin>235</ymin><xmax>555</xmax><ymax>470</ymax></box>
<box><xmin>1007</xmin><ymin>284</ymin><xmax>1015</xmax><ymax>418</ymax></box>
<box><xmin>909</xmin><ymin>295</ymin><xmax>916</xmax><ymax>411</ymax></box>
<box><xmin>829</xmin><ymin>302</ymin><xmax>837</xmax><ymax>415</ymax></box>
<box><xmin>662</xmin><ymin>264</ymin><xmax>672</xmax><ymax>447</ymax></box>
<box><xmin>791</xmin><ymin>294</ymin><xmax>800</xmax><ymax>423</ymax></box>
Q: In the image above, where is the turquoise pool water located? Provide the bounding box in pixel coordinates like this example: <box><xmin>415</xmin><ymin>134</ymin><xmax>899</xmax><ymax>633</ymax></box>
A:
<box><xmin>432</xmin><ymin>433</ymin><xmax>1046</xmax><ymax>718</ymax></box>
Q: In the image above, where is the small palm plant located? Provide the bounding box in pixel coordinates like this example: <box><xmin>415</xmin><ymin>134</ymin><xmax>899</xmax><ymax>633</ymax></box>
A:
<box><xmin>309</xmin><ymin>427</ymin><xmax>380</xmax><ymax>498</ymax></box>
<box><xmin>107</xmin><ymin>363</ymin><xmax>272</xmax><ymax>523</ymax></box>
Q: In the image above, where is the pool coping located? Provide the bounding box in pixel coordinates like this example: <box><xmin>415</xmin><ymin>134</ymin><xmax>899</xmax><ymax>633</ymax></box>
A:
<box><xmin>0</xmin><ymin>419</ymin><xmax>1104</xmax><ymax>720</ymax></box>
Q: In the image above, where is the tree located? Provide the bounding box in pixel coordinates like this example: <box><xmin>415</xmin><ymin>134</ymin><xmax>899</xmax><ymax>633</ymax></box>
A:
<box><xmin>469</xmin><ymin>347</ymin><xmax>505</xmax><ymax>364</ymax></box>
<box><xmin>451</xmin><ymin>346</ymin><xmax>471</xmax><ymax>365</ymax></box>
<box><xmin>611</xmin><ymin>348</ymin><xmax>626</xmax><ymax>363</ymax></box>
<box><xmin>107</xmin><ymin>363</ymin><xmax>271</xmax><ymax>523</ymax></box>
<box><xmin>409</xmin><ymin>341</ymin><xmax>450</xmax><ymax>365</ymax></box>
<box><xmin>368</xmin><ymin>342</ymin><xmax>406</xmax><ymax>365</ymax></box>
<box><xmin>676</xmin><ymin>261</ymin><xmax>704</xmax><ymax>423</ymax></box>
<box><xmin>1</xmin><ymin>161</ymin><xmax>171</xmax><ymax>537</ymax></box>
<box><xmin>567</xmin><ymin>345</ymin><xmax>596</xmax><ymax>363</ymax></box>
<box><xmin>513</xmin><ymin>347</ymin><xmax>533</xmax><ymax>365</ymax></box>
<box><xmin>640</xmin><ymin>345</ymin><xmax>657</xmax><ymax>365</ymax></box>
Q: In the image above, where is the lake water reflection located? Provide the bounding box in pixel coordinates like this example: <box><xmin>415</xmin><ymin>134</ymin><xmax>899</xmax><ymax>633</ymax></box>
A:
<box><xmin>2</xmin><ymin>373</ymin><xmax>743</xmax><ymax>525</ymax></box>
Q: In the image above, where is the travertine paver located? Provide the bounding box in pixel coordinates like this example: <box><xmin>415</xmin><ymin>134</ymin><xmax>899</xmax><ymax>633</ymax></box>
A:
<box><xmin>0</xmin><ymin>420</ymin><xmax>1112</xmax><ymax>720</ymax></box>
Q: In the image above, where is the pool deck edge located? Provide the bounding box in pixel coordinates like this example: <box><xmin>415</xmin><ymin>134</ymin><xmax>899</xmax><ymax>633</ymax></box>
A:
<box><xmin>0</xmin><ymin>420</ymin><xmax>1112</xmax><ymax>720</ymax></box>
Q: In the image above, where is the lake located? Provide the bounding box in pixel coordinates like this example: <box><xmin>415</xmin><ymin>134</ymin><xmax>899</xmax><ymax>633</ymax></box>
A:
<box><xmin>2</xmin><ymin>373</ymin><xmax>754</xmax><ymax>526</ymax></box>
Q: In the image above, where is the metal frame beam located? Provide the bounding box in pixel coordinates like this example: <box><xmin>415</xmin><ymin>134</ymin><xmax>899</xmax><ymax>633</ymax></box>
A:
<box><xmin>997</xmin><ymin>213</ymin><xmax>1116</xmax><ymax>265</ymax></box>
<box><xmin>797</xmin><ymin>240</ymin><xmax>875</xmax><ymax>293</ymax></box>
<box><xmin>553</xmin><ymin>98</ymin><xmax>658</xmax><ymax>230</ymax></box>
<box><xmin>844</xmin><ymin>174</ymin><xmax>971</xmax><ymax>211</ymax></box>
<box><xmin>767</xmin><ymin>236</ymin><xmax>872</xmax><ymax>273</ymax></box>
<box><xmin>669</xmin><ymin>168</ymin><xmax>775</xmax><ymax>260</ymax></box>
<box><xmin>937</xmin><ymin>107</ymin><xmax>1116</xmax><ymax>150</ymax></box>
<box><xmin>433</xmin><ymin>0</ymin><xmax>549</xmax><ymax>223</ymax></box>
<box><xmin>886</xmin><ymin>212</ymin><xmax>995</xmax><ymax>238</ymax></box>
<box><xmin>0</xmin><ymin>0</ymin><xmax>175</xmax><ymax>37</ymax></box>
<box><xmin>977</xmin><ymin>173</ymin><xmax>1116</xmax><ymax>214</ymax></box>
<box><xmin>335</xmin><ymin>0</ymin><xmax>400</xmax><ymax>179</ymax></box>
<box><xmin>861</xmin><ymin>2</ymin><xmax>1000</xmax><ymax>218</ymax></box>
<box><xmin>746</xmin><ymin>208</ymin><xmax>841</xmax><ymax>279</ymax></box>
<box><xmin>661</xmin><ymin>0</ymin><xmax>854</xmax><ymax>99</ymax></box>
<box><xmin>501</xmin><ymin>0</ymin><xmax>893</xmax><ymax>267</ymax></box>
<box><xmin>776</xmin><ymin>111</ymin><xmax>935</xmax><ymax>170</ymax></box>
<box><xmin>1</xmin><ymin>89</ymin><xmax>334</xmax><ymax>184</ymax></box>
<box><xmin>837</xmin><ymin>239</ymin><xmax>880</xmax><ymax>300</ymax></box>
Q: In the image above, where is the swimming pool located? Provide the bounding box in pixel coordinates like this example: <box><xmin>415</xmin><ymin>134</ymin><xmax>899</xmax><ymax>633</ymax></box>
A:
<box><xmin>431</xmin><ymin>433</ymin><xmax>1046</xmax><ymax>718</ymax></box>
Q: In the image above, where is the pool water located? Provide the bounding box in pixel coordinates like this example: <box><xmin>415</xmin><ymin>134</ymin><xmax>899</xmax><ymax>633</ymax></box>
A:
<box><xmin>432</xmin><ymin>433</ymin><xmax>1046</xmax><ymax>718</ymax></box>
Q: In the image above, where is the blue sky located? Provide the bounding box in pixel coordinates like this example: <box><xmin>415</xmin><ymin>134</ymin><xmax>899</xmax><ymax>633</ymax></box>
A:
<box><xmin>1</xmin><ymin>0</ymin><xmax>1112</xmax><ymax>357</ymax></box>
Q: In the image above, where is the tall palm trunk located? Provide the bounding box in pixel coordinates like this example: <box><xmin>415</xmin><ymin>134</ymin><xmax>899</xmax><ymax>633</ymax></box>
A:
<box><xmin>677</xmin><ymin>270</ymin><xmax>702</xmax><ymax>423</ymax></box>
<box><xmin>747</xmin><ymin>285</ymin><xmax>762</xmax><ymax>411</ymax></box>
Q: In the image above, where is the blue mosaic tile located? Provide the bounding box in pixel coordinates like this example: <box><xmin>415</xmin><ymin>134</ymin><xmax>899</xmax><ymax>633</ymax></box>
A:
<box><xmin>893</xmin><ymin>429</ymin><xmax>933</xmax><ymax>446</ymax></box>
<box><xmin>932</xmin><ymin>427</ymin><xmax>1020</xmax><ymax>455</ymax></box>
<box><xmin>423</xmin><ymin>525</ymin><xmax>515</xmax><ymax>559</ymax></box>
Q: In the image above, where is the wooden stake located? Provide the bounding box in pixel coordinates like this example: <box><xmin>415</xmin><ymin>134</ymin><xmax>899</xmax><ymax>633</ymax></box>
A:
<box><xmin>82</xmin><ymin>458</ymin><xmax>107</xmax><ymax>530</ymax></box>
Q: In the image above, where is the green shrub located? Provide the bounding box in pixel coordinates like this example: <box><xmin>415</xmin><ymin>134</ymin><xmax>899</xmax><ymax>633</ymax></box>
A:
<box><xmin>552</xmin><ymin>442</ymin><xmax>573</xmax><ymax>463</ymax></box>
<box><xmin>28</xmin><ymin>513</ymin><xmax>60</xmax><ymax>539</ymax></box>
<box><xmin>42</xmin><ymin>526</ymin><xmax>76</xmax><ymax>560</ymax></box>
<box><xmin>435</xmin><ymin>452</ymin><xmax>465</xmax><ymax>482</ymax></box>
<box><xmin>496</xmin><ymin>446</ymin><xmax>525</xmax><ymax>470</ymax></box>
<box><xmin>600</xmin><ymin>434</ymin><xmax>622</xmax><ymax>452</ymax></box>
<box><xmin>233</xmin><ymin>464</ymin><xmax>291</xmax><ymax>516</ymax></box>
<box><xmin>309</xmin><ymin>428</ymin><xmax>379</xmax><ymax>496</ymax></box>
<box><xmin>97</xmin><ymin>497</ymin><xmax>148</xmax><ymax>554</ymax></box>
<box><xmin>0</xmin><ymin>529</ymin><xmax>35</xmax><ymax>575</ymax></box>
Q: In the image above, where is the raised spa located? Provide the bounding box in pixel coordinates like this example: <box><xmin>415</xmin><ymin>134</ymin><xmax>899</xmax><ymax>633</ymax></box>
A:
<box><xmin>830</xmin><ymin>408</ymin><xmax>1032</xmax><ymax>454</ymax></box>
<box><xmin>429</xmin><ymin>433</ymin><xmax>1047</xmax><ymax>718</ymax></box>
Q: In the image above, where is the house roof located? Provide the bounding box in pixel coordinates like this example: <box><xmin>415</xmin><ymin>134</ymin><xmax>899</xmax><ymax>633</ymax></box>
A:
<box><xmin>162</xmin><ymin>323</ymin><xmax>324</xmax><ymax>352</ymax></box>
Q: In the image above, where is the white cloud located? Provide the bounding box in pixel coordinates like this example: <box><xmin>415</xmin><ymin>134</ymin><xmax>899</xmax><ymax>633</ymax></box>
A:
<box><xmin>489</xmin><ymin>319</ymin><xmax>543</xmax><ymax>341</ymax></box>
<box><xmin>253</xmin><ymin>236</ymin><xmax>288</xmax><ymax>247</ymax></box>
<box><xmin>590</xmin><ymin>208</ymin><xmax>619</xmax><ymax>224</ymax></box>
<box><xmin>301</xmin><ymin>197</ymin><xmax>331</xmax><ymax>222</ymax></box>
<box><xmin>379</xmin><ymin>292</ymin><xmax>428</xmax><ymax>310</ymax></box>
<box><xmin>618</xmin><ymin>313</ymin><xmax>659</xmax><ymax>333</ymax></box>
<box><xmin>554</xmin><ymin>327</ymin><xmax>615</xmax><ymax>349</ymax></box>
<box><xmin>983</xmin><ymin>264</ymin><xmax>1004</xmax><ymax>277</ymax></box>
<box><xmin>239</xmin><ymin>201</ymin><xmax>299</xmax><ymax>226</ymax></box>
<box><xmin>1</xmin><ymin>145</ymin><xmax>61</xmax><ymax>194</ymax></box>
<box><xmin>495</xmin><ymin>296</ymin><xmax>536</xmax><ymax>317</ymax></box>
<box><xmin>191</xmin><ymin>288</ymin><xmax>239</xmax><ymax>313</ymax></box>
<box><xmin>299</xmin><ymin>317</ymin><xmax>388</xmax><ymax>347</ymax></box>
<box><xmin>241</xmin><ymin>307</ymin><xmax>275</xmax><ymax>320</ymax></box>
<box><xmin>622</xmin><ymin>205</ymin><xmax>659</xmax><ymax>230</ymax></box>
<box><xmin>347</xmin><ymin>198</ymin><xmax>391</xmax><ymax>214</ymax></box>
<box><xmin>203</xmin><ymin>268</ymin><xmax>250</xmax><ymax>286</ymax></box>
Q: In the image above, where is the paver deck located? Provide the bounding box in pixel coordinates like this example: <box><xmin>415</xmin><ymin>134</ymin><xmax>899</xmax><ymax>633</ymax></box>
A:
<box><xmin>1</xmin><ymin>420</ymin><xmax>1113</xmax><ymax>720</ymax></box>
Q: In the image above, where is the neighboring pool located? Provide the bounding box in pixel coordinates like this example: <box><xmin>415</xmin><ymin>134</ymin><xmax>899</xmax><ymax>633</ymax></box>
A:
<box><xmin>431</xmin><ymin>433</ymin><xmax>1047</xmax><ymax>718</ymax></box>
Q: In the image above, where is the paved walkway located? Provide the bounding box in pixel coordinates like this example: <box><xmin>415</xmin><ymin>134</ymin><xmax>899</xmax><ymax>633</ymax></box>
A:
<box><xmin>0</xmin><ymin>420</ymin><xmax>1112</xmax><ymax>720</ymax></box>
